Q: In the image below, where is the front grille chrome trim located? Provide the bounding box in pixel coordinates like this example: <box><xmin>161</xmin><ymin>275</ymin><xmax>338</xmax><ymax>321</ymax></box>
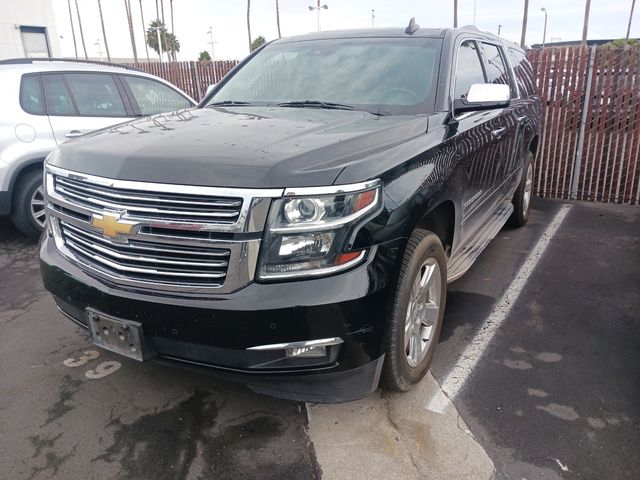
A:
<box><xmin>45</xmin><ymin>165</ymin><xmax>276</xmax><ymax>295</ymax></box>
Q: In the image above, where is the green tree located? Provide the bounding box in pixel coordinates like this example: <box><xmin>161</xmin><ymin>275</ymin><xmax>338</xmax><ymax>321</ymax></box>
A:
<box><xmin>603</xmin><ymin>38</ymin><xmax>639</xmax><ymax>48</ymax></box>
<box><xmin>251</xmin><ymin>35</ymin><xmax>266</xmax><ymax>51</ymax></box>
<box><xmin>146</xmin><ymin>19</ymin><xmax>180</xmax><ymax>61</ymax></box>
<box><xmin>198</xmin><ymin>50</ymin><xmax>211</xmax><ymax>61</ymax></box>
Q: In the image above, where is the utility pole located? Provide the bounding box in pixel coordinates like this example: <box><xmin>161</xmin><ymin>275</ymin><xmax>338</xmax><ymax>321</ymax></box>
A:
<box><xmin>541</xmin><ymin>7</ymin><xmax>548</xmax><ymax>48</ymax></box>
<box><xmin>454</xmin><ymin>0</ymin><xmax>458</xmax><ymax>28</ymax></box>
<box><xmin>308</xmin><ymin>1</ymin><xmax>328</xmax><ymax>32</ymax></box>
<box><xmin>582</xmin><ymin>0</ymin><xmax>591</xmax><ymax>45</ymax></box>
<box><xmin>473</xmin><ymin>0</ymin><xmax>477</xmax><ymax>24</ymax></box>
<box><xmin>207</xmin><ymin>26</ymin><xmax>215</xmax><ymax>62</ymax></box>
<box><xmin>498</xmin><ymin>24</ymin><xmax>502</xmax><ymax>35</ymax></box>
<box><xmin>520</xmin><ymin>0</ymin><xmax>529</xmax><ymax>48</ymax></box>
<box><xmin>627</xmin><ymin>0</ymin><xmax>636</xmax><ymax>40</ymax></box>
<box><xmin>371</xmin><ymin>9</ymin><xmax>375</xmax><ymax>28</ymax></box>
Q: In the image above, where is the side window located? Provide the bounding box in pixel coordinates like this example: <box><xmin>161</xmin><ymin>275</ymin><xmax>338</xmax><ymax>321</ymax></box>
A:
<box><xmin>42</xmin><ymin>74</ymin><xmax>76</xmax><ymax>115</ymax></box>
<box><xmin>454</xmin><ymin>41</ymin><xmax>486</xmax><ymax>100</ymax></box>
<box><xmin>20</xmin><ymin>75</ymin><xmax>45</xmax><ymax>115</ymax></box>
<box><xmin>480</xmin><ymin>43</ymin><xmax>516</xmax><ymax>97</ymax></box>
<box><xmin>63</xmin><ymin>73</ymin><xmax>127</xmax><ymax>116</ymax></box>
<box><xmin>122</xmin><ymin>76</ymin><xmax>191</xmax><ymax>115</ymax></box>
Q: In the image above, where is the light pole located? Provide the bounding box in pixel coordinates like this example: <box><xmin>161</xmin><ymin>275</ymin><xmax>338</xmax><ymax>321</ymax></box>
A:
<box><xmin>627</xmin><ymin>0</ymin><xmax>636</xmax><ymax>40</ymax></box>
<box><xmin>541</xmin><ymin>7</ymin><xmax>548</xmax><ymax>48</ymax></box>
<box><xmin>207</xmin><ymin>26</ymin><xmax>215</xmax><ymax>62</ymax></box>
<box><xmin>151</xmin><ymin>26</ymin><xmax>163</xmax><ymax>62</ymax></box>
<box><xmin>308</xmin><ymin>1</ymin><xmax>328</xmax><ymax>32</ymax></box>
<box><xmin>498</xmin><ymin>24</ymin><xmax>502</xmax><ymax>35</ymax></box>
<box><xmin>94</xmin><ymin>38</ymin><xmax>103</xmax><ymax>60</ymax></box>
<box><xmin>473</xmin><ymin>0</ymin><xmax>477</xmax><ymax>24</ymax></box>
<box><xmin>371</xmin><ymin>9</ymin><xmax>375</xmax><ymax>28</ymax></box>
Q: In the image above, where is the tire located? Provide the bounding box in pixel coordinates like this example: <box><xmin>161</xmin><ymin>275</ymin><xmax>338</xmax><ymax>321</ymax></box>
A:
<box><xmin>382</xmin><ymin>229</ymin><xmax>447</xmax><ymax>391</ymax></box>
<box><xmin>508</xmin><ymin>151</ymin><xmax>534</xmax><ymax>228</ymax></box>
<box><xmin>10</xmin><ymin>168</ymin><xmax>46</xmax><ymax>239</ymax></box>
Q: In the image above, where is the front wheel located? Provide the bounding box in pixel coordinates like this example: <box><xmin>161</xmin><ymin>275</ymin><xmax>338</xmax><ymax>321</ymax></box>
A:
<box><xmin>382</xmin><ymin>229</ymin><xmax>447</xmax><ymax>391</ymax></box>
<box><xmin>10</xmin><ymin>169</ymin><xmax>46</xmax><ymax>239</ymax></box>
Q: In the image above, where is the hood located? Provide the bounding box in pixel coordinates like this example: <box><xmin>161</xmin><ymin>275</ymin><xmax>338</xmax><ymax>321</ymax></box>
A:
<box><xmin>50</xmin><ymin>106</ymin><xmax>428</xmax><ymax>188</ymax></box>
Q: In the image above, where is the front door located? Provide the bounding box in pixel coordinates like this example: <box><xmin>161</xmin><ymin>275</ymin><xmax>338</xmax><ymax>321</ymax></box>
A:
<box><xmin>41</xmin><ymin>72</ymin><xmax>132</xmax><ymax>145</ymax></box>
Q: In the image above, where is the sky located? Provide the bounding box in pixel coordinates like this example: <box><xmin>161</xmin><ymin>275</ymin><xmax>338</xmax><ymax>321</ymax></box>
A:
<box><xmin>51</xmin><ymin>0</ymin><xmax>640</xmax><ymax>62</ymax></box>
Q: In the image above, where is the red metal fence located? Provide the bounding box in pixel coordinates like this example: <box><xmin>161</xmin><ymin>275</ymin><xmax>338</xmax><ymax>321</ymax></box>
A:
<box><xmin>125</xmin><ymin>60</ymin><xmax>238</xmax><ymax>101</ymax></box>
<box><xmin>129</xmin><ymin>47</ymin><xmax>640</xmax><ymax>205</ymax></box>
<box><xmin>527</xmin><ymin>46</ymin><xmax>640</xmax><ymax>205</ymax></box>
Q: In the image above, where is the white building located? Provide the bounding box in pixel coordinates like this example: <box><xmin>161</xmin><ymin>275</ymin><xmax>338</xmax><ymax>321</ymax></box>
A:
<box><xmin>0</xmin><ymin>0</ymin><xmax>60</xmax><ymax>59</ymax></box>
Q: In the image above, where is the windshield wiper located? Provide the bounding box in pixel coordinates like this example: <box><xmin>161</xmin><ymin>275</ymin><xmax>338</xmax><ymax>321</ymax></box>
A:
<box><xmin>277</xmin><ymin>100</ymin><xmax>356</xmax><ymax>111</ymax></box>
<box><xmin>209</xmin><ymin>100</ymin><xmax>253</xmax><ymax>106</ymax></box>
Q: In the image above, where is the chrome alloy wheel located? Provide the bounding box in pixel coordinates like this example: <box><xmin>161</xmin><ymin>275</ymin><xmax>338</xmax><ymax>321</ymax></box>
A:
<box><xmin>404</xmin><ymin>257</ymin><xmax>442</xmax><ymax>368</ymax></box>
<box><xmin>523</xmin><ymin>163</ymin><xmax>533</xmax><ymax>216</ymax></box>
<box><xmin>31</xmin><ymin>184</ymin><xmax>46</xmax><ymax>228</ymax></box>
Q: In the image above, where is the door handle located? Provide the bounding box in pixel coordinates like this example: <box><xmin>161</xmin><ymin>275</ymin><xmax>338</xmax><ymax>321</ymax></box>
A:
<box><xmin>491</xmin><ymin>127</ymin><xmax>507</xmax><ymax>139</ymax></box>
<box><xmin>65</xmin><ymin>130</ymin><xmax>83</xmax><ymax>139</ymax></box>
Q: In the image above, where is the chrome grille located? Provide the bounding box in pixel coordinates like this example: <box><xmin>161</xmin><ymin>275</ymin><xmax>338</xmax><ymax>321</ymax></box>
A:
<box><xmin>45</xmin><ymin>165</ymin><xmax>282</xmax><ymax>295</ymax></box>
<box><xmin>60</xmin><ymin>221</ymin><xmax>230</xmax><ymax>286</ymax></box>
<box><xmin>54</xmin><ymin>175</ymin><xmax>243</xmax><ymax>224</ymax></box>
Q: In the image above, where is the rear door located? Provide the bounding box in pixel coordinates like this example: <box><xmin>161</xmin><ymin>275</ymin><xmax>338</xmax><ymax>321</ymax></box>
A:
<box><xmin>118</xmin><ymin>74</ymin><xmax>194</xmax><ymax>115</ymax></box>
<box><xmin>42</xmin><ymin>72</ymin><xmax>133</xmax><ymax>144</ymax></box>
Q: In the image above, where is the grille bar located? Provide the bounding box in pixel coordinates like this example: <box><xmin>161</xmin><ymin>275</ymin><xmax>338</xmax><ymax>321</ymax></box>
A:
<box><xmin>54</xmin><ymin>176</ymin><xmax>243</xmax><ymax>223</ymax></box>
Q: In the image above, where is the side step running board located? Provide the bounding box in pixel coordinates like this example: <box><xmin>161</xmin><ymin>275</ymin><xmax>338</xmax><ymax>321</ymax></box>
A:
<box><xmin>447</xmin><ymin>202</ymin><xmax>514</xmax><ymax>283</ymax></box>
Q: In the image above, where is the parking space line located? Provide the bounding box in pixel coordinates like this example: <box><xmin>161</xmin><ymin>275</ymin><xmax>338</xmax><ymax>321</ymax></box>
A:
<box><xmin>426</xmin><ymin>204</ymin><xmax>573</xmax><ymax>414</ymax></box>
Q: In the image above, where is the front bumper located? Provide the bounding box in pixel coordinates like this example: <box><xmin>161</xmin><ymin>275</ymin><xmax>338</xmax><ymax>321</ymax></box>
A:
<box><xmin>40</xmin><ymin>235</ymin><xmax>400</xmax><ymax>402</ymax></box>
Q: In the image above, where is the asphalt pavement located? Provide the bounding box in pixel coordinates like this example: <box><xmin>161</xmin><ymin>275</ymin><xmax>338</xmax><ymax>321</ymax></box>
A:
<box><xmin>0</xmin><ymin>198</ymin><xmax>638</xmax><ymax>480</ymax></box>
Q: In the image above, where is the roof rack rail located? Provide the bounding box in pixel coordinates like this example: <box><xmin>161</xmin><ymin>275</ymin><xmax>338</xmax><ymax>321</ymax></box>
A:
<box><xmin>461</xmin><ymin>25</ymin><xmax>480</xmax><ymax>31</ymax></box>
<box><xmin>0</xmin><ymin>57</ymin><xmax>142</xmax><ymax>72</ymax></box>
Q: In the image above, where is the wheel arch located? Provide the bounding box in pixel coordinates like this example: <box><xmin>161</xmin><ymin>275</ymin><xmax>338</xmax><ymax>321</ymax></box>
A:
<box><xmin>7</xmin><ymin>158</ymin><xmax>45</xmax><ymax>212</ymax></box>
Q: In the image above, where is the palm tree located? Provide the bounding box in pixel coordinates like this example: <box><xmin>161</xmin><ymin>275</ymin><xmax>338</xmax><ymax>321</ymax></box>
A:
<box><xmin>74</xmin><ymin>0</ymin><xmax>88</xmax><ymax>59</ymax></box>
<box><xmin>247</xmin><ymin>0</ymin><xmax>252</xmax><ymax>53</ymax></box>
<box><xmin>124</xmin><ymin>0</ymin><xmax>138</xmax><ymax>62</ymax></box>
<box><xmin>275</xmin><ymin>0</ymin><xmax>281</xmax><ymax>38</ymax></box>
<box><xmin>97</xmin><ymin>0</ymin><xmax>111</xmax><ymax>61</ymax></box>
<box><xmin>66</xmin><ymin>0</ymin><xmax>78</xmax><ymax>58</ymax></box>
<box><xmin>146</xmin><ymin>19</ymin><xmax>180</xmax><ymax>61</ymax></box>
<box><xmin>139</xmin><ymin>0</ymin><xmax>150</xmax><ymax>62</ymax></box>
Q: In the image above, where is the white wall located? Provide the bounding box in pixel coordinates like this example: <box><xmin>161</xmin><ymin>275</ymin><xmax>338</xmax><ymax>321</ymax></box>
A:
<box><xmin>0</xmin><ymin>0</ymin><xmax>60</xmax><ymax>59</ymax></box>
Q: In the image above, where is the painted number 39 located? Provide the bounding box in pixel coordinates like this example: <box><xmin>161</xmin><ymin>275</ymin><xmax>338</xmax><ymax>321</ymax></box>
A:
<box><xmin>63</xmin><ymin>350</ymin><xmax>121</xmax><ymax>379</ymax></box>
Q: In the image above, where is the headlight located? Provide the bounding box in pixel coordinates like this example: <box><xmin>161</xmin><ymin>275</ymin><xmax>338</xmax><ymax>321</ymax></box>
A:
<box><xmin>258</xmin><ymin>180</ymin><xmax>382</xmax><ymax>279</ymax></box>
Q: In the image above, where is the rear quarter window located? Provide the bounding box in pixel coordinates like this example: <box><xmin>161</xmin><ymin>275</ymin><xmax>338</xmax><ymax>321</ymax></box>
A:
<box><xmin>508</xmin><ymin>47</ymin><xmax>537</xmax><ymax>97</ymax></box>
<box><xmin>20</xmin><ymin>75</ymin><xmax>45</xmax><ymax>115</ymax></box>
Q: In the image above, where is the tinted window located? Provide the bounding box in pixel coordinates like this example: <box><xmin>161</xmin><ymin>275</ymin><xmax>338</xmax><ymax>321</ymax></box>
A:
<box><xmin>480</xmin><ymin>42</ymin><xmax>515</xmax><ymax>97</ymax></box>
<box><xmin>208</xmin><ymin>38</ymin><xmax>442</xmax><ymax>115</ymax></box>
<box><xmin>123</xmin><ymin>76</ymin><xmax>191</xmax><ymax>115</ymax></box>
<box><xmin>20</xmin><ymin>75</ymin><xmax>44</xmax><ymax>115</ymax></box>
<box><xmin>454</xmin><ymin>41</ymin><xmax>486</xmax><ymax>100</ymax></box>
<box><xmin>63</xmin><ymin>73</ymin><xmax>126</xmax><ymax>116</ymax></box>
<box><xmin>42</xmin><ymin>74</ymin><xmax>76</xmax><ymax>115</ymax></box>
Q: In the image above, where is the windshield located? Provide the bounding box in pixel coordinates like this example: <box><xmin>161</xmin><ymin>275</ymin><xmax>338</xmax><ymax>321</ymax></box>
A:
<box><xmin>206</xmin><ymin>37</ymin><xmax>442</xmax><ymax>115</ymax></box>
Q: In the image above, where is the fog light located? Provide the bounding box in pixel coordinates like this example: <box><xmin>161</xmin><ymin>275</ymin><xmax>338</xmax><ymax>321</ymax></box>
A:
<box><xmin>286</xmin><ymin>345</ymin><xmax>327</xmax><ymax>358</ymax></box>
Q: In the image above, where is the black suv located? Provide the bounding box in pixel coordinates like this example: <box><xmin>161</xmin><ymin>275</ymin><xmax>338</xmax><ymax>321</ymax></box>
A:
<box><xmin>40</xmin><ymin>24</ymin><xmax>540</xmax><ymax>402</ymax></box>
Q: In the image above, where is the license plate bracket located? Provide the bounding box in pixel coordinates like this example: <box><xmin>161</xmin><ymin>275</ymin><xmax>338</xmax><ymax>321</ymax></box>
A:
<box><xmin>86</xmin><ymin>309</ymin><xmax>155</xmax><ymax>361</ymax></box>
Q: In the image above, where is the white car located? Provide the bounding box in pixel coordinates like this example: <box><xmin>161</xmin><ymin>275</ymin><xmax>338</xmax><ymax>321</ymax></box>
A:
<box><xmin>0</xmin><ymin>58</ymin><xmax>196</xmax><ymax>238</ymax></box>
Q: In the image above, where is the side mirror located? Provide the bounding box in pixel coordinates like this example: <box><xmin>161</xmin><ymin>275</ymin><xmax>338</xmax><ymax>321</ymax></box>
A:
<box><xmin>453</xmin><ymin>83</ymin><xmax>510</xmax><ymax>114</ymax></box>
<box><xmin>205</xmin><ymin>84</ymin><xmax>217</xmax><ymax>97</ymax></box>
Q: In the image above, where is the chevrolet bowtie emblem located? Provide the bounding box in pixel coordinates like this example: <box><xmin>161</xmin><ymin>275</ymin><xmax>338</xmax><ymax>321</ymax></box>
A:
<box><xmin>90</xmin><ymin>212</ymin><xmax>138</xmax><ymax>238</ymax></box>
